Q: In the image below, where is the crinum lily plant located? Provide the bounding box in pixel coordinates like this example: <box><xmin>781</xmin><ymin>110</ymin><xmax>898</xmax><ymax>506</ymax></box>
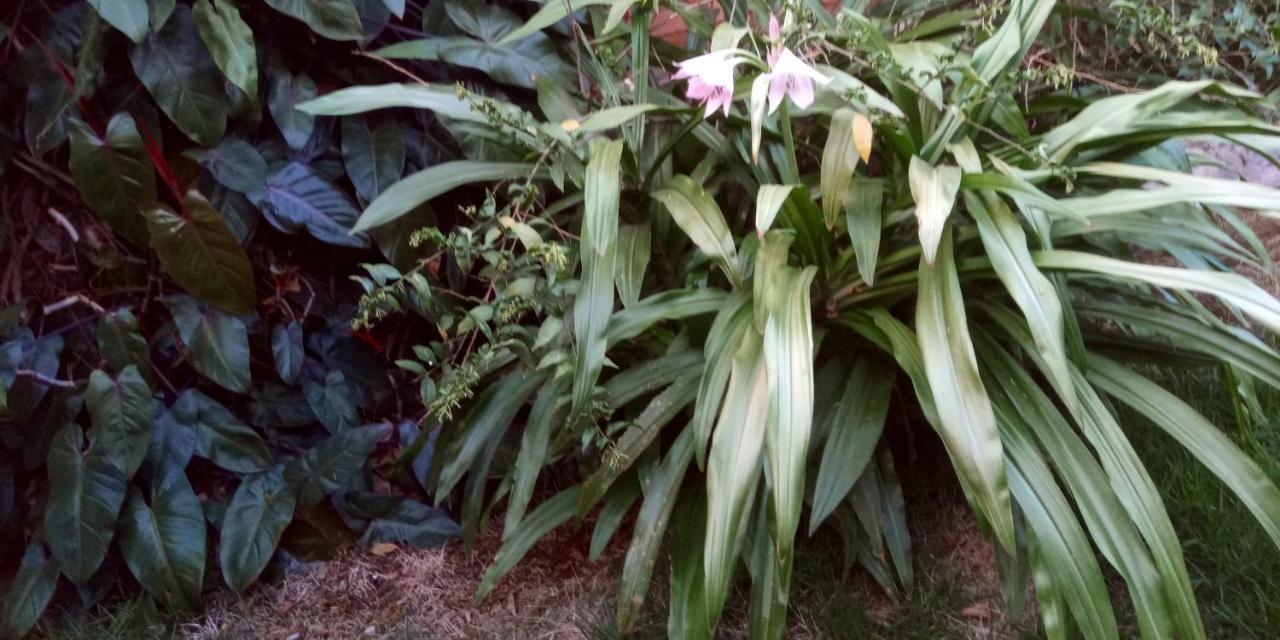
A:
<box><xmin>301</xmin><ymin>0</ymin><xmax>1280</xmax><ymax>637</ymax></box>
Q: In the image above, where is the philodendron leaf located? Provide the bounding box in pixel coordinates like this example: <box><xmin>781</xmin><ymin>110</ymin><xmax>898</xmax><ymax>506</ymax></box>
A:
<box><xmin>130</xmin><ymin>5</ymin><xmax>228</xmax><ymax>145</ymax></box>
<box><xmin>118</xmin><ymin>462</ymin><xmax>206</xmax><ymax>614</ymax></box>
<box><xmin>165</xmin><ymin>295</ymin><xmax>251</xmax><ymax>393</ymax></box>
<box><xmin>194</xmin><ymin>0</ymin><xmax>258</xmax><ymax>99</ymax></box>
<box><xmin>284</xmin><ymin>422</ymin><xmax>389</xmax><ymax>505</ymax></box>
<box><xmin>821</xmin><ymin>108</ymin><xmax>861</xmax><ymax>229</ymax></box>
<box><xmin>652</xmin><ymin>175</ymin><xmax>740</xmax><ymax>286</ymax></box>
<box><xmin>304</xmin><ymin>370</ymin><xmax>359</xmax><ymax>433</ymax></box>
<box><xmin>146</xmin><ymin>191</ymin><xmax>256</xmax><ymax>314</ymax></box>
<box><xmin>86</xmin><ymin>366</ymin><xmax>155</xmax><ymax>478</ymax></box>
<box><xmin>571</xmin><ymin>138</ymin><xmax>624</xmax><ymax>417</ymax></box>
<box><xmin>0</xmin><ymin>545</ymin><xmax>60</xmax><ymax>638</ymax></box>
<box><xmin>269</xmin><ymin>71</ymin><xmax>318</xmax><ymax>150</ymax></box>
<box><xmin>97</xmin><ymin>309</ymin><xmax>151</xmax><ymax>383</ymax></box>
<box><xmin>166</xmin><ymin>390</ymin><xmax>272</xmax><ymax>473</ymax></box>
<box><xmin>263</xmin><ymin>0</ymin><xmax>364</xmax><ymax>41</ymax></box>
<box><xmin>272</xmin><ymin>322</ymin><xmax>304</xmax><ymax>384</ymax></box>
<box><xmin>251</xmin><ymin>161</ymin><xmax>370</xmax><ymax>248</ymax></box>
<box><xmin>202</xmin><ymin>139</ymin><xmax>269</xmax><ymax>194</ymax></box>
<box><xmin>45</xmin><ymin>424</ymin><xmax>127</xmax><ymax>585</ymax></box>
<box><xmin>433</xmin><ymin>1</ymin><xmax>576</xmax><ymax>89</ymax></box>
<box><xmin>220</xmin><ymin>470</ymin><xmax>297</xmax><ymax>592</ymax></box>
<box><xmin>908</xmin><ymin>156</ymin><xmax>961</xmax><ymax>265</ymax></box>
<box><xmin>88</xmin><ymin>0</ymin><xmax>148</xmax><ymax>42</ymax></box>
<box><xmin>68</xmin><ymin>114</ymin><xmax>155</xmax><ymax>245</ymax></box>
<box><xmin>342</xmin><ymin>117</ymin><xmax>405</xmax><ymax>202</ymax></box>
<box><xmin>916</xmin><ymin>230</ymin><xmax>1015</xmax><ymax>551</ymax></box>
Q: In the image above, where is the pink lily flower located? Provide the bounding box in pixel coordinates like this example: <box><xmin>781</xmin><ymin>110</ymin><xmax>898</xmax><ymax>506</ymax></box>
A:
<box><xmin>673</xmin><ymin>49</ymin><xmax>742</xmax><ymax>118</ymax></box>
<box><xmin>763</xmin><ymin>14</ymin><xmax>829</xmax><ymax>113</ymax></box>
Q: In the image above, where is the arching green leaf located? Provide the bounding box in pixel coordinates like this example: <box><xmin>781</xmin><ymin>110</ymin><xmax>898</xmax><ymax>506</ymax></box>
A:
<box><xmin>118</xmin><ymin>462</ymin><xmax>206</xmax><ymax>613</ymax></box>
<box><xmin>147</xmin><ymin>191</ymin><xmax>256</xmax><ymax>314</ymax></box>
<box><xmin>220</xmin><ymin>470</ymin><xmax>297</xmax><ymax>592</ymax></box>
<box><xmin>45</xmin><ymin>424</ymin><xmax>127</xmax><ymax>585</ymax></box>
<box><xmin>68</xmin><ymin>114</ymin><xmax>154</xmax><ymax>245</ymax></box>
<box><xmin>86</xmin><ymin>366</ymin><xmax>155</xmax><ymax>478</ymax></box>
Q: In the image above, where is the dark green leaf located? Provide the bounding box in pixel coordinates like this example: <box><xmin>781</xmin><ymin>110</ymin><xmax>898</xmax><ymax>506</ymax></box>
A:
<box><xmin>86</xmin><ymin>366</ymin><xmax>155</xmax><ymax>478</ymax></box>
<box><xmin>87</xmin><ymin>0</ymin><xmax>148</xmax><ymax>42</ymax></box>
<box><xmin>130</xmin><ymin>5</ymin><xmax>228</xmax><ymax>145</ymax></box>
<box><xmin>809</xmin><ymin>356</ymin><xmax>893</xmax><ymax>533</ymax></box>
<box><xmin>271</xmin><ymin>322</ymin><xmax>304</xmax><ymax>384</ymax></box>
<box><xmin>356</xmin><ymin>496</ymin><xmax>460</xmax><ymax>549</ymax></box>
<box><xmin>165</xmin><ymin>295</ymin><xmax>251</xmax><ymax>393</ymax></box>
<box><xmin>304</xmin><ymin>370</ymin><xmax>359</xmax><ymax>433</ymax></box>
<box><xmin>285</xmin><ymin>422</ymin><xmax>389</xmax><ymax>506</ymax></box>
<box><xmin>844</xmin><ymin>179</ymin><xmax>883</xmax><ymax>285</ymax></box>
<box><xmin>341</xmin><ymin>117</ymin><xmax>405</xmax><ymax>202</ymax></box>
<box><xmin>118</xmin><ymin>462</ymin><xmax>206</xmax><ymax>613</ymax></box>
<box><xmin>69</xmin><ymin>114</ymin><xmax>155</xmax><ymax>245</ymax></box>
<box><xmin>202</xmin><ymin>139</ymin><xmax>269</xmax><ymax>194</ymax></box>
<box><xmin>263</xmin><ymin>0</ymin><xmax>364</xmax><ymax>41</ymax></box>
<box><xmin>97</xmin><ymin>309</ymin><xmax>151</xmax><ymax>382</ymax></box>
<box><xmin>0</xmin><ymin>545</ymin><xmax>60</xmax><ymax>638</ymax></box>
<box><xmin>354</xmin><ymin>161</ymin><xmax>533</xmax><ymax>233</ymax></box>
<box><xmin>433</xmin><ymin>1</ymin><xmax>576</xmax><ymax>88</ymax></box>
<box><xmin>194</xmin><ymin>0</ymin><xmax>258</xmax><ymax>99</ymax></box>
<box><xmin>45</xmin><ymin>424</ymin><xmax>127</xmax><ymax>584</ymax></box>
<box><xmin>269</xmin><ymin>72</ymin><xmax>318</xmax><ymax>150</ymax></box>
<box><xmin>477</xmin><ymin>485</ymin><xmax>581</xmax><ymax>601</ymax></box>
<box><xmin>251</xmin><ymin>161</ymin><xmax>370</xmax><ymax>248</ymax></box>
<box><xmin>219</xmin><ymin>470</ymin><xmax>297</xmax><ymax>592</ymax></box>
<box><xmin>146</xmin><ymin>191</ymin><xmax>256</xmax><ymax>314</ymax></box>
<box><xmin>171</xmin><ymin>390</ymin><xmax>273</xmax><ymax>473</ymax></box>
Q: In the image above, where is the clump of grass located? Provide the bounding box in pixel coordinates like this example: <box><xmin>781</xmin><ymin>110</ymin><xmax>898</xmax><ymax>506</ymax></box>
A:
<box><xmin>1121</xmin><ymin>366</ymin><xmax>1280</xmax><ymax>639</ymax></box>
<box><xmin>37</xmin><ymin>598</ymin><xmax>169</xmax><ymax>640</ymax></box>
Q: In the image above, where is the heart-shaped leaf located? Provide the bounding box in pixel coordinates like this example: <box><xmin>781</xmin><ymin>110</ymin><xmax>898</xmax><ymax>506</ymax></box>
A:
<box><xmin>96</xmin><ymin>309</ymin><xmax>151</xmax><ymax>383</ymax></box>
<box><xmin>68</xmin><ymin>114</ymin><xmax>155</xmax><ymax>245</ymax></box>
<box><xmin>194</xmin><ymin>0</ymin><xmax>258</xmax><ymax>99</ymax></box>
<box><xmin>86</xmin><ymin>366</ymin><xmax>155</xmax><ymax>478</ymax></box>
<box><xmin>251</xmin><ymin>161</ymin><xmax>370</xmax><ymax>248</ymax></box>
<box><xmin>0</xmin><ymin>545</ymin><xmax>60</xmax><ymax>638</ymax></box>
<box><xmin>165</xmin><ymin>295</ymin><xmax>251</xmax><ymax>393</ymax></box>
<box><xmin>88</xmin><ymin>0</ymin><xmax>148</xmax><ymax>42</ymax></box>
<box><xmin>146</xmin><ymin>191</ymin><xmax>256</xmax><ymax>314</ymax></box>
<box><xmin>269</xmin><ymin>71</ymin><xmax>318</xmax><ymax>150</ymax></box>
<box><xmin>263</xmin><ymin>0</ymin><xmax>364</xmax><ymax>41</ymax></box>
<box><xmin>285</xmin><ymin>422</ymin><xmax>389</xmax><ymax>505</ymax></box>
<box><xmin>45</xmin><ymin>424</ymin><xmax>128</xmax><ymax>584</ymax></box>
<box><xmin>219</xmin><ymin>470</ymin><xmax>297</xmax><ymax>592</ymax></box>
<box><xmin>341</xmin><ymin>117</ymin><xmax>405</xmax><ymax>202</ymax></box>
<box><xmin>271</xmin><ymin>322</ymin><xmax>304</xmax><ymax>384</ymax></box>
<box><xmin>118</xmin><ymin>462</ymin><xmax>206</xmax><ymax>613</ymax></box>
<box><xmin>304</xmin><ymin>370</ymin><xmax>359</xmax><ymax>433</ymax></box>
<box><xmin>169</xmin><ymin>390</ymin><xmax>272</xmax><ymax>473</ymax></box>
<box><xmin>202</xmin><ymin>139</ymin><xmax>269</xmax><ymax>194</ymax></box>
<box><xmin>130</xmin><ymin>5</ymin><xmax>228</xmax><ymax>145</ymax></box>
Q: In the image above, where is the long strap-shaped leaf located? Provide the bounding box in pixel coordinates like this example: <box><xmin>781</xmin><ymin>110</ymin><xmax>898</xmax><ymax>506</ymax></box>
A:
<box><xmin>809</xmin><ymin>356</ymin><xmax>893</xmax><ymax>533</ymax></box>
<box><xmin>571</xmin><ymin>139</ymin><xmax>625</xmax><ymax>417</ymax></box>
<box><xmin>692</xmin><ymin>293</ymin><xmax>753</xmax><ymax>468</ymax></box>
<box><xmin>703</xmin><ymin>333</ymin><xmax>768</xmax><ymax>625</ymax></box>
<box><xmin>1087</xmin><ymin>355</ymin><xmax>1280</xmax><ymax>551</ymax></box>
<box><xmin>354</xmin><ymin>161</ymin><xmax>534</xmax><ymax>232</ymax></box>
<box><xmin>916</xmin><ymin>230</ymin><xmax>1016</xmax><ymax>551</ymax></box>
<box><xmin>651</xmin><ymin>175</ymin><xmax>740</xmax><ymax>287</ymax></box>
<box><xmin>761</xmin><ymin>264</ymin><xmax>817</xmax><ymax>624</ymax></box>
<box><xmin>1035</xmin><ymin>249</ymin><xmax>1280</xmax><ymax>334</ymax></box>
<box><xmin>476</xmin><ymin>485</ymin><xmax>582</xmax><ymax>601</ymax></box>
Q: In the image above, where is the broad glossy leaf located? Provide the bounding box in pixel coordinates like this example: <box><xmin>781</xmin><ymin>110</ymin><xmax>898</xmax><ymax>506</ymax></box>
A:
<box><xmin>304</xmin><ymin>370</ymin><xmax>359</xmax><ymax>433</ymax></box>
<box><xmin>614</xmin><ymin>223</ymin><xmax>650</xmax><ymax>308</ymax></box>
<box><xmin>572</xmin><ymin>139</ymin><xmax>624</xmax><ymax>417</ymax></box>
<box><xmin>86</xmin><ymin>366</ymin><xmax>155</xmax><ymax>478</ymax></box>
<box><xmin>263</xmin><ymin>0</ymin><xmax>364</xmax><ymax>40</ymax></box>
<box><xmin>355</xmin><ymin>495</ymin><xmax>460</xmax><ymax>549</ymax></box>
<box><xmin>194</xmin><ymin>0</ymin><xmax>258</xmax><ymax>99</ymax></box>
<box><xmin>354</xmin><ymin>161</ymin><xmax>533</xmax><ymax>233</ymax></box>
<box><xmin>220</xmin><ymin>470</ymin><xmax>297</xmax><ymax>592</ymax></box>
<box><xmin>24</xmin><ymin>56</ymin><xmax>73</xmax><ymax>156</ymax></box>
<box><xmin>118</xmin><ymin>462</ymin><xmax>206</xmax><ymax>613</ymax></box>
<box><xmin>271</xmin><ymin>322</ymin><xmax>304</xmax><ymax>384</ymax></box>
<box><xmin>821</xmin><ymin>109</ymin><xmax>861</xmax><ymax>229</ymax></box>
<box><xmin>97</xmin><ymin>309</ymin><xmax>151</xmax><ymax>382</ymax></box>
<box><xmin>165</xmin><ymin>295</ymin><xmax>251</xmax><ymax>393</ymax></box>
<box><xmin>342</xmin><ymin>117</ymin><xmax>405</xmax><ymax>202</ymax></box>
<box><xmin>652</xmin><ymin>175</ymin><xmax>739</xmax><ymax>286</ymax></box>
<box><xmin>916</xmin><ymin>231</ymin><xmax>1015</xmax><ymax>551</ymax></box>
<box><xmin>146</xmin><ymin>191</ymin><xmax>256</xmax><ymax>314</ymax></box>
<box><xmin>704</xmin><ymin>335</ymin><xmax>768</xmax><ymax>623</ymax></box>
<box><xmin>809</xmin><ymin>356</ymin><xmax>893</xmax><ymax>532</ymax></box>
<box><xmin>68</xmin><ymin>114</ymin><xmax>155</xmax><ymax>245</ymax></box>
<box><xmin>45</xmin><ymin>424</ymin><xmax>127</xmax><ymax>584</ymax></box>
<box><xmin>907</xmin><ymin>156</ymin><xmax>960</xmax><ymax>265</ymax></box>
<box><xmin>130</xmin><ymin>5</ymin><xmax>228</xmax><ymax>145</ymax></box>
<box><xmin>170</xmin><ymin>390</ymin><xmax>273</xmax><ymax>473</ymax></box>
<box><xmin>88</xmin><ymin>0</ymin><xmax>147</xmax><ymax>42</ymax></box>
<box><xmin>432</xmin><ymin>2</ymin><xmax>575</xmax><ymax>88</ymax></box>
<box><xmin>0</xmin><ymin>545</ymin><xmax>60</xmax><ymax>639</ymax></box>
<box><xmin>285</xmin><ymin>422</ymin><xmax>388</xmax><ymax>505</ymax></box>
<box><xmin>201</xmin><ymin>138</ymin><xmax>269</xmax><ymax>194</ymax></box>
<box><xmin>844</xmin><ymin>179</ymin><xmax>882</xmax><ymax>285</ymax></box>
<box><xmin>477</xmin><ymin>485</ymin><xmax>581</xmax><ymax>601</ymax></box>
<box><xmin>269</xmin><ymin>71</ymin><xmax>318</xmax><ymax>150</ymax></box>
<box><xmin>251</xmin><ymin>161</ymin><xmax>370</xmax><ymax>247</ymax></box>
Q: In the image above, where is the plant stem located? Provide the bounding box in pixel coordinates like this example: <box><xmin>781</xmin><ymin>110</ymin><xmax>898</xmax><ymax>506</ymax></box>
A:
<box><xmin>779</xmin><ymin>102</ymin><xmax>801</xmax><ymax>184</ymax></box>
